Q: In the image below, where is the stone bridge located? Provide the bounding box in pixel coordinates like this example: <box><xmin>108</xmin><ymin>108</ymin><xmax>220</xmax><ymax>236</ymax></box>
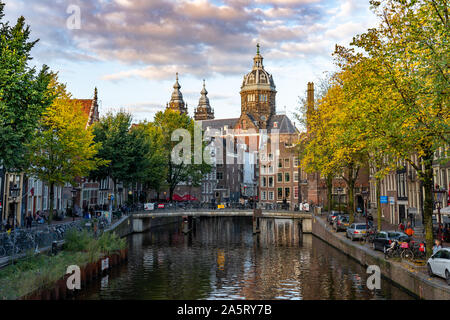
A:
<box><xmin>131</xmin><ymin>210</ymin><xmax>312</xmax><ymax>234</ymax></box>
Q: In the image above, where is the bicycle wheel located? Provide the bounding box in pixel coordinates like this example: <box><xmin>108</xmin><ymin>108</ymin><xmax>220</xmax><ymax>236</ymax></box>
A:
<box><xmin>401</xmin><ymin>249</ymin><xmax>414</xmax><ymax>260</ymax></box>
<box><xmin>0</xmin><ymin>246</ymin><xmax>6</xmax><ymax>257</ymax></box>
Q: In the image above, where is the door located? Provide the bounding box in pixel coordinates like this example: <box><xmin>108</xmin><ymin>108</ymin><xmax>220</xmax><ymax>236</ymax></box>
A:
<box><xmin>432</xmin><ymin>250</ymin><xmax>445</xmax><ymax>277</ymax></box>
<box><xmin>399</xmin><ymin>205</ymin><xmax>406</xmax><ymax>224</ymax></box>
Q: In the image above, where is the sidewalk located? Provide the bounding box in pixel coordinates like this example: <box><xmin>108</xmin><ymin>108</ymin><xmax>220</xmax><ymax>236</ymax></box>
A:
<box><xmin>314</xmin><ymin>213</ymin><xmax>450</xmax><ymax>297</ymax></box>
<box><xmin>353</xmin><ymin>212</ymin><xmax>449</xmax><ymax>246</ymax></box>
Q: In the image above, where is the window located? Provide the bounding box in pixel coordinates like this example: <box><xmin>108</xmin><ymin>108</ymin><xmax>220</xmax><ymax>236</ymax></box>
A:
<box><xmin>268</xmin><ymin>191</ymin><xmax>274</xmax><ymax>200</ymax></box>
<box><xmin>294</xmin><ymin>157</ymin><xmax>299</xmax><ymax>167</ymax></box>
<box><xmin>285</xmin><ymin>188</ymin><xmax>290</xmax><ymax>198</ymax></box>
<box><xmin>268</xmin><ymin>176</ymin><xmax>274</xmax><ymax>187</ymax></box>
<box><xmin>277</xmin><ymin>188</ymin><xmax>283</xmax><ymax>199</ymax></box>
<box><xmin>261</xmin><ymin>191</ymin><xmax>267</xmax><ymax>200</ymax></box>
<box><xmin>285</xmin><ymin>172</ymin><xmax>290</xmax><ymax>183</ymax></box>
<box><xmin>284</xmin><ymin>159</ymin><xmax>290</xmax><ymax>168</ymax></box>
<box><xmin>217</xmin><ymin>172</ymin><xmax>223</xmax><ymax>180</ymax></box>
<box><xmin>277</xmin><ymin>173</ymin><xmax>283</xmax><ymax>183</ymax></box>
<box><xmin>262</xmin><ymin>177</ymin><xmax>267</xmax><ymax>187</ymax></box>
<box><xmin>294</xmin><ymin>186</ymin><xmax>298</xmax><ymax>199</ymax></box>
<box><xmin>294</xmin><ymin>172</ymin><xmax>299</xmax><ymax>182</ymax></box>
<box><xmin>278</xmin><ymin>159</ymin><xmax>282</xmax><ymax>168</ymax></box>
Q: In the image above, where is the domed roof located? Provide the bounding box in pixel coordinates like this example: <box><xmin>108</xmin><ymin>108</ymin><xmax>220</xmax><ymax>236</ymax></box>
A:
<box><xmin>241</xmin><ymin>44</ymin><xmax>276</xmax><ymax>92</ymax></box>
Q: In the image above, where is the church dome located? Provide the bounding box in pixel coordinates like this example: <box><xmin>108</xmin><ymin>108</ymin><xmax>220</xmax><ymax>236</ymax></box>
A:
<box><xmin>241</xmin><ymin>44</ymin><xmax>276</xmax><ymax>92</ymax></box>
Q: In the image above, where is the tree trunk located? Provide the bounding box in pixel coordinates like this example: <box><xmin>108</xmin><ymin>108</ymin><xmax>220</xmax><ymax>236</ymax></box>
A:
<box><xmin>327</xmin><ymin>175</ymin><xmax>333</xmax><ymax>212</ymax></box>
<box><xmin>113</xmin><ymin>179</ymin><xmax>118</xmax><ymax>210</ymax></box>
<box><xmin>169</xmin><ymin>186</ymin><xmax>175</xmax><ymax>203</ymax></box>
<box><xmin>376</xmin><ymin>177</ymin><xmax>382</xmax><ymax>232</ymax></box>
<box><xmin>348</xmin><ymin>179</ymin><xmax>355</xmax><ymax>224</ymax></box>
<box><xmin>48</xmin><ymin>182</ymin><xmax>55</xmax><ymax>224</ymax></box>
<box><xmin>421</xmin><ymin>150</ymin><xmax>434</xmax><ymax>258</ymax></box>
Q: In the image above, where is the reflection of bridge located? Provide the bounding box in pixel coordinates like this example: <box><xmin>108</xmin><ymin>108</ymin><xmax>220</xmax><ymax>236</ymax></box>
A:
<box><xmin>131</xmin><ymin>210</ymin><xmax>312</xmax><ymax>234</ymax></box>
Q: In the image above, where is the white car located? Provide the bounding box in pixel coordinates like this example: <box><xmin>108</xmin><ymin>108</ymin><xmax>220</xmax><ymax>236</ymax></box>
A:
<box><xmin>427</xmin><ymin>248</ymin><xmax>450</xmax><ymax>285</ymax></box>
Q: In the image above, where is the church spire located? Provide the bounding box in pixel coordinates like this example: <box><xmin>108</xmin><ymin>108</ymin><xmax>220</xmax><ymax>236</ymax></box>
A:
<box><xmin>167</xmin><ymin>73</ymin><xmax>188</xmax><ymax>114</ymax></box>
<box><xmin>194</xmin><ymin>79</ymin><xmax>214</xmax><ymax>121</ymax></box>
<box><xmin>253</xmin><ymin>43</ymin><xmax>264</xmax><ymax>69</ymax></box>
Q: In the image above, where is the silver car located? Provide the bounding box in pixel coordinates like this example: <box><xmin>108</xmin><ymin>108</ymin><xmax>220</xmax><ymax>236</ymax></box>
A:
<box><xmin>346</xmin><ymin>223</ymin><xmax>369</xmax><ymax>241</ymax></box>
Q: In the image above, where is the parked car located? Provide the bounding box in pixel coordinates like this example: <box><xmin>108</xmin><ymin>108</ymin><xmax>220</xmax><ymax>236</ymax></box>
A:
<box><xmin>427</xmin><ymin>248</ymin><xmax>450</xmax><ymax>285</ymax></box>
<box><xmin>327</xmin><ymin>211</ymin><xmax>343</xmax><ymax>225</ymax></box>
<box><xmin>346</xmin><ymin>223</ymin><xmax>369</xmax><ymax>241</ymax></box>
<box><xmin>371</xmin><ymin>231</ymin><xmax>410</xmax><ymax>252</ymax></box>
<box><xmin>333</xmin><ymin>215</ymin><xmax>350</xmax><ymax>232</ymax></box>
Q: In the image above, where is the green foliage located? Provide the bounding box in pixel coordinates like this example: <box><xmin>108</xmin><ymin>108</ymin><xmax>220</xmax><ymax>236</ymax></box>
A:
<box><xmin>151</xmin><ymin>109</ymin><xmax>211</xmax><ymax>199</ymax></box>
<box><xmin>97</xmin><ymin>231</ymin><xmax>126</xmax><ymax>256</ymax></box>
<box><xmin>64</xmin><ymin>228</ymin><xmax>93</xmax><ymax>252</ymax></box>
<box><xmin>26</xmin><ymin>73</ymin><xmax>105</xmax><ymax>222</ymax></box>
<box><xmin>0</xmin><ymin>3</ymin><xmax>53</xmax><ymax>171</ymax></box>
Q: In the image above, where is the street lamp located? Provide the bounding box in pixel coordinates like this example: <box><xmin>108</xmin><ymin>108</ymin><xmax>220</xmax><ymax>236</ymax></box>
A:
<box><xmin>9</xmin><ymin>184</ymin><xmax>20</xmax><ymax>262</ymax></box>
<box><xmin>433</xmin><ymin>184</ymin><xmax>447</xmax><ymax>237</ymax></box>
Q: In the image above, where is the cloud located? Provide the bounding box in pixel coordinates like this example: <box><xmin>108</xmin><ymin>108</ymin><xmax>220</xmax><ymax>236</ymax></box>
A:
<box><xmin>2</xmin><ymin>0</ymin><xmax>377</xmax><ymax>82</ymax></box>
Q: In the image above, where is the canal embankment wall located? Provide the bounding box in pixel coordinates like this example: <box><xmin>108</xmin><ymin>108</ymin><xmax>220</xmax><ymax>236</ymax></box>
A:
<box><xmin>311</xmin><ymin>215</ymin><xmax>450</xmax><ymax>300</ymax></box>
<box><xmin>108</xmin><ymin>214</ymin><xmax>181</xmax><ymax>237</ymax></box>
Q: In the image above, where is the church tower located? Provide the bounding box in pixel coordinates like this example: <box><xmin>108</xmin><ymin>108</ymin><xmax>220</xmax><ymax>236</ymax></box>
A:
<box><xmin>167</xmin><ymin>73</ymin><xmax>188</xmax><ymax>114</ymax></box>
<box><xmin>86</xmin><ymin>87</ymin><xmax>99</xmax><ymax>129</ymax></box>
<box><xmin>194</xmin><ymin>80</ymin><xmax>215</xmax><ymax>121</ymax></box>
<box><xmin>236</xmin><ymin>44</ymin><xmax>277</xmax><ymax>130</ymax></box>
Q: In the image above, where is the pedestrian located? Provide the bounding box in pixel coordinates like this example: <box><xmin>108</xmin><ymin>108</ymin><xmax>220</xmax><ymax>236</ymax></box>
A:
<box><xmin>432</xmin><ymin>239</ymin><xmax>442</xmax><ymax>255</ymax></box>
<box><xmin>25</xmin><ymin>212</ymin><xmax>33</xmax><ymax>229</ymax></box>
<box><xmin>5</xmin><ymin>220</ymin><xmax>12</xmax><ymax>233</ymax></box>
<box><xmin>398</xmin><ymin>222</ymin><xmax>405</xmax><ymax>232</ymax></box>
<box><xmin>405</xmin><ymin>222</ymin><xmax>415</xmax><ymax>237</ymax></box>
<box><xmin>367</xmin><ymin>213</ymin><xmax>374</xmax><ymax>228</ymax></box>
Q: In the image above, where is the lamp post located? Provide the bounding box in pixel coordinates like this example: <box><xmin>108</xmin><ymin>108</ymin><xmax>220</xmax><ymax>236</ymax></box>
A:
<box><xmin>433</xmin><ymin>184</ymin><xmax>447</xmax><ymax>239</ymax></box>
<box><xmin>9</xmin><ymin>184</ymin><xmax>20</xmax><ymax>262</ymax></box>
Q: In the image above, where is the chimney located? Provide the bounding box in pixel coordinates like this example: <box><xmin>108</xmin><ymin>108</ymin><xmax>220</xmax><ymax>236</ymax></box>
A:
<box><xmin>306</xmin><ymin>82</ymin><xmax>314</xmax><ymax>131</ymax></box>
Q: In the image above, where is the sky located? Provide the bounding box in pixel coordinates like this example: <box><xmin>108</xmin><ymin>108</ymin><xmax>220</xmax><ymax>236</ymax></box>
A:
<box><xmin>3</xmin><ymin>0</ymin><xmax>378</xmax><ymax>123</ymax></box>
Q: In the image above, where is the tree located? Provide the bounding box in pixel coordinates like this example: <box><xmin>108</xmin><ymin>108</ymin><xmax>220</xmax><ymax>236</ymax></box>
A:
<box><xmin>151</xmin><ymin>109</ymin><xmax>211</xmax><ymax>201</ymax></box>
<box><xmin>91</xmin><ymin>111</ymin><xmax>136</xmax><ymax>208</ymax></box>
<box><xmin>129</xmin><ymin>122</ymin><xmax>167</xmax><ymax>202</ymax></box>
<box><xmin>300</xmin><ymin>73</ymin><xmax>368</xmax><ymax>223</ymax></box>
<box><xmin>351</xmin><ymin>0</ymin><xmax>449</xmax><ymax>253</ymax></box>
<box><xmin>332</xmin><ymin>46</ymin><xmax>401</xmax><ymax>231</ymax></box>
<box><xmin>0</xmin><ymin>2</ymin><xmax>53</xmax><ymax>171</ymax></box>
<box><xmin>26</xmin><ymin>74</ymin><xmax>105</xmax><ymax>222</ymax></box>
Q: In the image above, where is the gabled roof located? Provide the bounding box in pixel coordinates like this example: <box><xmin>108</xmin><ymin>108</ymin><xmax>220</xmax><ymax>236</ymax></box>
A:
<box><xmin>267</xmin><ymin>114</ymin><xmax>298</xmax><ymax>134</ymax></box>
<box><xmin>200</xmin><ymin>118</ymin><xmax>239</xmax><ymax>131</ymax></box>
<box><xmin>72</xmin><ymin>99</ymin><xmax>94</xmax><ymax>118</ymax></box>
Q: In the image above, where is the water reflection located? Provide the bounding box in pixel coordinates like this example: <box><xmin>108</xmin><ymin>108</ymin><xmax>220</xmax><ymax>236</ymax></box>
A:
<box><xmin>78</xmin><ymin>217</ymin><xmax>414</xmax><ymax>300</ymax></box>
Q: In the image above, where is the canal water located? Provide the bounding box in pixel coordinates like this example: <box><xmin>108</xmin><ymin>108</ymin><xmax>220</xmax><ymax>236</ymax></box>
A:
<box><xmin>78</xmin><ymin>217</ymin><xmax>415</xmax><ymax>300</ymax></box>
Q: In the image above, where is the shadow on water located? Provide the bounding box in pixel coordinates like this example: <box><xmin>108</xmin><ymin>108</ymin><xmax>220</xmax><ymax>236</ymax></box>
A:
<box><xmin>77</xmin><ymin>216</ymin><xmax>415</xmax><ymax>300</ymax></box>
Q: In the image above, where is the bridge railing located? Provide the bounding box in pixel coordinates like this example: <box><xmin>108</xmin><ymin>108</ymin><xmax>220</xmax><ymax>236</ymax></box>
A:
<box><xmin>130</xmin><ymin>202</ymin><xmax>312</xmax><ymax>215</ymax></box>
